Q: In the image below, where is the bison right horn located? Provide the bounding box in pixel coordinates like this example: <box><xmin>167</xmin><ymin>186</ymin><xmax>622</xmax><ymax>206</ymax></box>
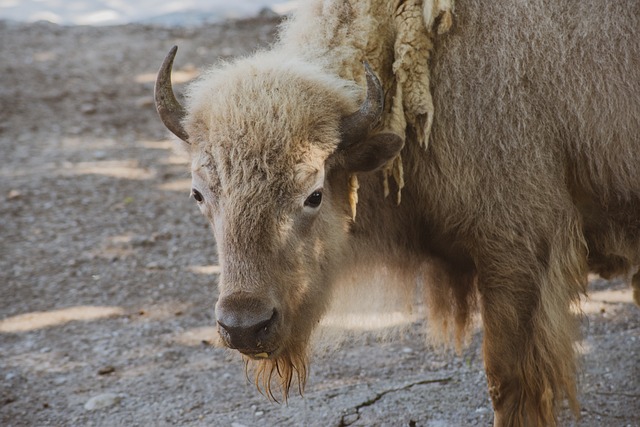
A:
<box><xmin>155</xmin><ymin>45</ymin><xmax>189</xmax><ymax>143</ymax></box>
<box><xmin>339</xmin><ymin>62</ymin><xmax>384</xmax><ymax>146</ymax></box>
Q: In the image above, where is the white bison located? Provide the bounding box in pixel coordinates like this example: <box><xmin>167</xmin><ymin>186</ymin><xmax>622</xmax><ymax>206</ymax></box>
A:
<box><xmin>154</xmin><ymin>0</ymin><xmax>640</xmax><ymax>425</ymax></box>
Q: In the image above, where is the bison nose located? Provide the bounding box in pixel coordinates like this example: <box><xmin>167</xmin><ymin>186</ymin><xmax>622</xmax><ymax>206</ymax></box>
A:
<box><xmin>215</xmin><ymin>294</ymin><xmax>279</xmax><ymax>354</ymax></box>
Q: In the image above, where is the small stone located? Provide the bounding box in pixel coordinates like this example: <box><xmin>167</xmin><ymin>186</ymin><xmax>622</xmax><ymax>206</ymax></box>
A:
<box><xmin>7</xmin><ymin>190</ymin><xmax>21</xmax><ymax>200</ymax></box>
<box><xmin>84</xmin><ymin>393</ymin><xmax>122</xmax><ymax>410</ymax></box>
<box><xmin>341</xmin><ymin>413</ymin><xmax>359</xmax><ymax>425</ymax></box>
<box><xmin>2</xmin><ymin>394</ymin><xmax>16</xmax><ymax>405</ymax></box>
<box><xmin>80</xmin><ymin>103</ymin><xmax>97</xmax><ymax>114</ymax></box>
<box><xmin>254</xmin><ymin>410</ymin><xmax>264</xmax><ymax>417</ymax></box>
<box><xmin>98</xmin><ymin>365</ymin><xmax>116</xmax><ymax>375</ymax></box>
<box><xmin>131</xmin><ymin>235</ymin><xmax>155</xmax><ymax>247</ymax></box>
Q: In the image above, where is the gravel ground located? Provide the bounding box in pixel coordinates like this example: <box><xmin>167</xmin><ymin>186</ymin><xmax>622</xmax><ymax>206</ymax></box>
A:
<box><xmin>1</xmin><ymin>16</ymin><xmax>638</xmax><ymax>427</ymax></box>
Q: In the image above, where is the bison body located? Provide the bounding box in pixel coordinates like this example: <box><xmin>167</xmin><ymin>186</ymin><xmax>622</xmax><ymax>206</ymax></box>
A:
<box><xmin>154</xmin><ymin>0</ymin><xmax>640</xmax><ymax>425</ymax></box>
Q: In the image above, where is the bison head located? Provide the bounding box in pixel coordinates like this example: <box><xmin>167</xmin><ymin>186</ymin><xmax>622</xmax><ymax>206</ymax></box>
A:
<box><xmin>155</xmin><ymin>46</ymin><xmax>403</xmax><ymax>399</ymax></box>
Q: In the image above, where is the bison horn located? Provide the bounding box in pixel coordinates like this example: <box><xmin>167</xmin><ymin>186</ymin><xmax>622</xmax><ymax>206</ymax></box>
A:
<box><xmin>155</xmin><ymin>46</ymin><xmax>189</xmax><ymax>143</ymax></box>
<box><xmin>339</xmin><ymin>62</ymin><xmax>384</xmax><ymax>146</ymax></box>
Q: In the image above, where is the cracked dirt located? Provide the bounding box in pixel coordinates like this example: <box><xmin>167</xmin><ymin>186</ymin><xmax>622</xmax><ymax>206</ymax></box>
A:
<box><xmin>1</xmin><ymin>15</ymin><xmax>639</xmax><ymax>427</ymax></box>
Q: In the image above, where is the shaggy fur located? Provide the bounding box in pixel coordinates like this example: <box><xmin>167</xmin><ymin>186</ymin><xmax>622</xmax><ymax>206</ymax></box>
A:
<box><xmin>164</xmin><ymin>0</ymin><xmax>640</xmax><ymax>426</ymax></box>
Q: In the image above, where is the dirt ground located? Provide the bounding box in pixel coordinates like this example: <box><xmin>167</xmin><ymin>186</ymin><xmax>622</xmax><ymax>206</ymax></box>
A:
<box><xmin>0</xmin><ymin>16</ymin><xmax>638</xmax><ymax>427</ymax></box>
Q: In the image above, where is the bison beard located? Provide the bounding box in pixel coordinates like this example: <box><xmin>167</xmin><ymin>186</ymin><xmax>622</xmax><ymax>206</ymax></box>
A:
<box><xmin>245</xmin><ymin>344</ymin><xmax>309</xmax><ymax>402</ymax></box>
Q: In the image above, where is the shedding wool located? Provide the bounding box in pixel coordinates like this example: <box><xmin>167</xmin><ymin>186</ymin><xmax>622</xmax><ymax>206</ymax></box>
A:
<box><xmin>342</xmin><ymin>0</ymin><xmax>454</xmax><ymax>217</ymax></box>
<box><xmin>384</xmin><ymin>0</ymin><xmax>454</xmax><ymax>205</ymax></box>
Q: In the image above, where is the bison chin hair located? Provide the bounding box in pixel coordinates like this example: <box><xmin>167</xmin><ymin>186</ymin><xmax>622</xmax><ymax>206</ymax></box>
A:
<box><xmin>243</xmin><ymin>339</ymin><xmax>309</xmax><ymax>402</ymax></box>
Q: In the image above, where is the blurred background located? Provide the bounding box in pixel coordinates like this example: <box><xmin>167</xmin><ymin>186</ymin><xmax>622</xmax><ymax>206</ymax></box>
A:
<box><xmin>0</xmin><ymin>0</ymin><xmax>298</xmax><ymax>25</ymax></box>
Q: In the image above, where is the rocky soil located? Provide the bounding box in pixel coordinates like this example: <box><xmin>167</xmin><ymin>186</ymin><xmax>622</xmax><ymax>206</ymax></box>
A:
<box><xmin>1</xmin><ymin>16</ymin><xmax>638</xmax><ymax>427</ymax></box>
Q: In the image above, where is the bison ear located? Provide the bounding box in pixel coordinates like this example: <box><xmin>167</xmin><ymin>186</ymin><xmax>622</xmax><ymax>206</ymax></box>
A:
<box><xmin>341</xmin><ymin>132</ymin><xmax>404</xmax><ymax>172</ymax></box>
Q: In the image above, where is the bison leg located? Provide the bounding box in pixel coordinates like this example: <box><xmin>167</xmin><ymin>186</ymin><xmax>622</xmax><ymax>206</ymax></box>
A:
<box><xmin>476</xmin><ymin>233</ymin><xmax>586</xmax><ymax>427</ymax></box>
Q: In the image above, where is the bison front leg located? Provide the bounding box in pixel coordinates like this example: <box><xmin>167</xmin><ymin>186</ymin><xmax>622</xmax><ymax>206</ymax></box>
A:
<box><xmin>476</xmin><ymin>232</ymin><xmax>587</xmax><ymax>426</ymax></box>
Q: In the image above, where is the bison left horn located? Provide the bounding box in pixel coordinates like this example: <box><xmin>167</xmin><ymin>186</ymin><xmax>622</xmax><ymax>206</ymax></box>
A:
<box><xmin>339</xmin><ymin>62</ymin><xmax>384</xmax><ymax>146</ymax></box>
<box><xmin>155</xmin><ymin>45</ymin><xmax>189</xmax><ymax>143</ymax></box>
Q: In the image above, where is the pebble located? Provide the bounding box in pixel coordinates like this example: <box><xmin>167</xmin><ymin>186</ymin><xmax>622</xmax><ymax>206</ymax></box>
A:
<box><xmin>84</xmin><ymin>393</ymin><xmax>122</xmax><ymax>411</ymax></box>
<box><xmin>97</xmin><ymin>365</ymin><xmax>116</xmax><ymax>375</ymax></box>
<box><xmin>80</xmin><ymin>103</ymin><xmax>97</xmax><ymax>114</ymax></box>
<box><xmin>341</xmin><ymin>413</ymin><xmax>359</xmax><ymax>424</ymax></box>
<box><xmin>7</xmin><ymin>190</ymin><xmax>22</xmax><ymax>200</ymax></box>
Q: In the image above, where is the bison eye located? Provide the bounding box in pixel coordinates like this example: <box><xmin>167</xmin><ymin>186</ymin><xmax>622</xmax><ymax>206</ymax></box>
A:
<box><xmin>304</xmin><ymin>190</ymin><xmax>323</xmax><ymax>209</ymax></box>
<box><xmin>192</xmin><ymin>189</ymin><xmax>204</xmax><ymax>203</ymax></box>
